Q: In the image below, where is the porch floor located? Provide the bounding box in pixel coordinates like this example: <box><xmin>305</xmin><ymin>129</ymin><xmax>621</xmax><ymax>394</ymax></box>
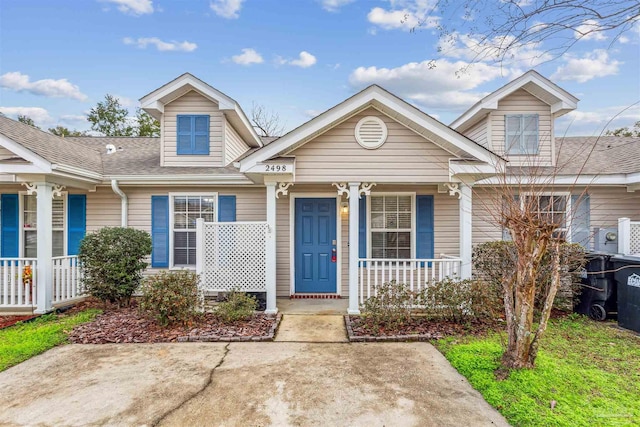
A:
<box><xmin>277</xmin><ymin>297</ymin><xmax>348</xmax><ymax>315</ymax></box>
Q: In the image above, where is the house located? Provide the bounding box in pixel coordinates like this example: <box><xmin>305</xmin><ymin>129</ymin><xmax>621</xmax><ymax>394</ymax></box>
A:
<box><xmin>1</xmin><ymin>70</ymin><xmax>639</xmax><ymax>315</ymax></box>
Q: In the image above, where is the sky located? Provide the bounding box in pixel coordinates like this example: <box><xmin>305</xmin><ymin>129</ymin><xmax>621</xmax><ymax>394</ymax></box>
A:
<box><xmin>0</xmin><ymin>0</ymin><xmax>638</xmax><ymax>137</ymax></box>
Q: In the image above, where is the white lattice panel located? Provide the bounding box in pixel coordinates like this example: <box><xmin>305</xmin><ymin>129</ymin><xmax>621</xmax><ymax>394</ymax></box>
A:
<box><xmin>199</xmin><ymin>222</ymin><xmax>268</xmax><ymax>292</ymax></box>
<box><xmin>630</xmin><ymin>223</ymin><xmax>640</xmax><ymax>254</ymax></box>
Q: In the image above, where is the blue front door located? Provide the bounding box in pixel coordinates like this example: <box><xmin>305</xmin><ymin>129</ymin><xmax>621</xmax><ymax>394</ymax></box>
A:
<box><xmin>295</xmin><ymin>198</ymin><xmax>337</xmax><ymax>293</ymax></box>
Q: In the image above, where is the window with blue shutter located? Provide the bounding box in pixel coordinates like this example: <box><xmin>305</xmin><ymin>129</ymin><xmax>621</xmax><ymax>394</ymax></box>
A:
<box><xmin>176</xmin><ymin>115</ymin><xmax>210</xmax><ymax>155</ymax></box>
<box><xmin>1</xmin><ymin>194</ymin><xmax>19</xmax><ymax>257</ymax></box>
<box><xmin>218</xmin><ymin>196</ymin><xmax>236</xmax><ymax>222</ymax></box>
<box><xmin>416</xmin><ymin>195</ymin><xmax>434</xmax><ymax>264</ymax></box>
<box><xmin>151</xmin><ymin>196</ymin><xmax>170</xmax><ymax>268</ymax></box>
<box><xmin>505</xmin><ymin>114</ymin><xmax>538</xmax><ymax>155</ymax></box>
<box><xmin>67</xmin><ymin>195</ymin><xmax>86</xmax><ymax>255</ymax></box>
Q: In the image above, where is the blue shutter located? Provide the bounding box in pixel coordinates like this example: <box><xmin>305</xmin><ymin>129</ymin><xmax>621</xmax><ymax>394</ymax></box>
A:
<box><xmin>218</xmin><ymin>195</ymin><xmax>236</xmax><ymax>222</ymax></box>
<box><xmin>359</xmin><ymin>196</ymin><xmax>366</xmax><ymax>259</ymax></box>
<box><xmin>151</xmin><ymin>196</ymin><xmax>169</xmax><ymax>268</ymax></box>
<box><xmin>1</xmin><ymin>194</ymin><xmax>19</xmax><ymax>257</ymax></box>
<box><xmin>177</xmin><ymin>115</ymin><xmax>193</xmax><ymax>155</ymax></box>
<box><xmin>571</xmin><ymin>194</ymin><xmax>590</xmax><ymax>249</ymax></box>
<box><xmin>416</xmin><ymin>196</ymin><xmax>434</xmax><ymax>264</ymax></box>
<box><xmin>193</xmin><ymin>115</ymin><xmax>210</xmax><ymax>155</ymax></box>
<box><xmin>67</xmin><ymin>194</ymin><xmax>86</xmax><ymax>255</ymax></box>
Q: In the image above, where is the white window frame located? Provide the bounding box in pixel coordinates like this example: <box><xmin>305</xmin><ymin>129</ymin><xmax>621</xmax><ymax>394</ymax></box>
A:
<box><xmin>18</xmin><ymin>191</ymin><xmax>68</xmax><ymax>258</ymax></box>
<box><xmin>366</xmin><ymin>192</ymin><xmax>416</xmax><ymax>260</ymax></box>
<box><xmin>521</xmin><ymin>192</ymin><xmax>572</xmax><ymax>240</ymax></box>
<box><xmin>168</xmin><ymin>192</ymin><xmax>218</xmax><ymax>269</ymax></box>
<box><xmin>505</xmin><ymin>114</ymin><xmax>539</xmax><ymax>155</ymax></box>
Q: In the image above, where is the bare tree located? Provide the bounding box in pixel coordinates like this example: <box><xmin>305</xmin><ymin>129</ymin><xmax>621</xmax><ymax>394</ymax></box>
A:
<box><xmin>251</xmin><ymin>103</ymin><xmax>285</xmax><ymax>137</ymax></box>
<box><xmin>419</xmin><ymin>0</ymin><xmax>639</xmax><ymax>66</ymax></box>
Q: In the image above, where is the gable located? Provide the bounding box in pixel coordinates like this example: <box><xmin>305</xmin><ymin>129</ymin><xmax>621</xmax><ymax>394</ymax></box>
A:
<box><xmin>288</xmin><ymin>107</ymin><xmax>455</xmax><ymax>183</ymax></box>
<box><xmin>0</xmin><ymin>146</ymin><xmax>27</xmax><ymax>163</ymax></box>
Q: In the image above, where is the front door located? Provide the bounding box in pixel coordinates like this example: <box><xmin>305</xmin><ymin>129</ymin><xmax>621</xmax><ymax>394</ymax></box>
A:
<box><xmin>295</xmin><ymin>198</ymin><xmax>337</xmax><ymax>293</ymax></box>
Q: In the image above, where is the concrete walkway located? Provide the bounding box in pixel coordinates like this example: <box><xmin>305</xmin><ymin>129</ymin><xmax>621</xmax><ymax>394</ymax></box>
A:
<box><xmin>275</xmin><ymin>315</ymin><xmax>348</xmax><ymax>342</ymax></box>
<box><xmin>0</xmin><ymin>343</ymin><xmax>509</xmax><ymax>427</ymax></box>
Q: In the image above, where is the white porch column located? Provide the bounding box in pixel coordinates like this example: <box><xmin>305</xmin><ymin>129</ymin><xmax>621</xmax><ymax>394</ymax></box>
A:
<box><xmin>619</xmin><ymin>217</ymin><xmax>631</xmax><ymax>255</ymax></box>
<box><xmin>35</xmin><ymin>182</ymin><xmax>53</xmax><ymax>314</ymax></box>
<box><xmin>459</xmin><ymin>183</ymin><xmax>473</xmax><ymax>279</ymax></box>
<box><xmin>348</xmin><ymin>182</ymin><xmax>361</xmax><ymax>315</ymax></box>
<box><xmin>265</xmin><ymin>182</ymin><xmax>278</xmax><ymax>314</ymax></box>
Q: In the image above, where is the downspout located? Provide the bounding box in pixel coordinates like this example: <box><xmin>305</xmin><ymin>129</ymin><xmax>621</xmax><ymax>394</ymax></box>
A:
<box><xmin>111</xmin><ymin>179</ymin><xmax>128</xmax><ymax>227</ymax></box>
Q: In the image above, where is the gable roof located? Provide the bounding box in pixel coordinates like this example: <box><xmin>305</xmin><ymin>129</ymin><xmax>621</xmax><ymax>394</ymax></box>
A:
<box><xmin>0</xmin><ymin>115</ymin><xmax>103</xmax><ymax>175</ymax></box>
<box><xmin>451</xmin><ymin>70</ymin><xmax>579</xmax><ymax>133</ymax></box>
<box><xmin>240</xmin><ymin>84</ymin><xmax>504</xmax><ymax>172</ymax></box>
<box><xmin>555</xmin><ymin>136</ymin><xmax>640</xmax><ymax>175</ymax></box>
<box><xmin>139</xmin><ymin>72</ymin><xmax>262</xmax><ymax>148</ymax></box>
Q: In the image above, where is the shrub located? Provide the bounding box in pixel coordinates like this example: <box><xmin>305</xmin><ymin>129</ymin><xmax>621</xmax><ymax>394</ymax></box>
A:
<box><xmin>78</xmin><ymin>227</ymin><xmax>152</xmax><ymax>307</ymax></box>
<box><xmin>360</xmin><ymin>281</ymin><xmax>413</xmax><ymax>330</ymax></box>
<box><xmin>418</xmin><ymin>278</ymin><xmax>503</xmax><ymax>322</ymax></box>
<box><xmin>139</xmin><ymin>270</ymin><xmax>202</xmax><ymax>326</ymax></box>
<box><xmin>215</xmin><ymin>290</ymin><xmax>257</xmax><ymax>323</ymax></box>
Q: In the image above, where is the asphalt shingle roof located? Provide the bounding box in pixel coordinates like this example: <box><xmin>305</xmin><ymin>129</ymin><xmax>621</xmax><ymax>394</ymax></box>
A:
<box><xmin>555</xmin><ymin>136</ymin><xmax>640</xmax><ymax>175</ymax></box>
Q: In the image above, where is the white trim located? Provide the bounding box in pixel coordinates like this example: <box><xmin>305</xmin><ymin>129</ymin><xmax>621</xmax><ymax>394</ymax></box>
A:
<box><xmin>289</xmin><ymin>193</ymin><xmax>342</xmax><ymax>296</ymax></box>
<box><xmin>0</xmin><ymin>134</ymin><xmax>52</xmax><ymax>172</ymax></box>
<box><xmin>366</xmin><ymin>192</ymin><xmax>417</xmax><ymax>261</ymax></box>
<box><xmin>476</xmin><ymin>173</ymin><xmax>640</xmax><ymax>186</ymax></box>
<box><xmin>168</xmin><ymin>192</ymin><xmax>218</xmax><ymax>269</ymax></box>
<box><xmin>19</xmin><ymin>191</ymin><xmax>68</xmax><ymax>258</ymax></box>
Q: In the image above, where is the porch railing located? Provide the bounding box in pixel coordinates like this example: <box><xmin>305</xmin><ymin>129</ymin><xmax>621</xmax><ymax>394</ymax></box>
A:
<box><xmin>357</xmin><ymin>256</ymin><xmax>462</xmax><ymax>304</ymax></box>
<box><xmin>0</xmin><ymin>258</ymin><xmax>37</xmax><ymax>308</ymax></box>
<box><xmin>52</xmin><ymin>256</ymin><xmax>83</xmax><ymax>304</ymax></box>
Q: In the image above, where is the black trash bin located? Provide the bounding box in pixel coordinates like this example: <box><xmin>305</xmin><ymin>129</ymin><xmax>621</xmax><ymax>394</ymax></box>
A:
<box><xmin>611</xmin><ymin>256</ymin><xmax>640</xmax><ymax>333</ymax></box>
<box><xmin>575</xmin><ymin>252</ymin><xmax>616</xmax><ymax>321</ymax></box>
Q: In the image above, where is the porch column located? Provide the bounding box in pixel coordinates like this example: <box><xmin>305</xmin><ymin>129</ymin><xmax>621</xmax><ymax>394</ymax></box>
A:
<box><xmin>348</xmin><ymin>182</ymin><xmax>361</xmax><ymax>315</ymax></box>
<box><xmin>265</xmin><ymin>182</ymin><xmax>278</xmax><ymax>314</ymax></box>
<box><xmin>459</xmin><ymin>183</ymin><xmax>473</xmax><ymax>279</ymax></box>
<box><xmin>35</xmin><ymin>182</ymin><xmax>53</xmax><ymax>314</ymax></box>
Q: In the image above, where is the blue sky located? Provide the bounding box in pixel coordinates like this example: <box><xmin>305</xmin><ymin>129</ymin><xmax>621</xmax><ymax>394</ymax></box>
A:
<box><xmin>0</xmin><ymin>0</ymin><xmax>638</xmax><ymax>136</ymax></box>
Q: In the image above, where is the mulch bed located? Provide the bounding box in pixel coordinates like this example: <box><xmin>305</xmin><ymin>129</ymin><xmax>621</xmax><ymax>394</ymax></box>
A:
<box><xmin>69</xmin><ymin>305</ymin><xmax>281</xmax><ymax>343</ymax></box>
<box><xmin>346</xmin><ymin>315</ymin><xmax>500</xmax><ymax>342</ymax></box>
<box><xmin>0</xmin><ymin>315</ymin><xmax>38</xmax><ymax>330</ymax></box>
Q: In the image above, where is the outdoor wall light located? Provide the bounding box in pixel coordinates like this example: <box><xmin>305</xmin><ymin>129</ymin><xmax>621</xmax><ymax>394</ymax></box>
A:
<box><xmin>341</xmin><ymin>202</ymin><xmax>349</xmax><ymax>214</ymax></box>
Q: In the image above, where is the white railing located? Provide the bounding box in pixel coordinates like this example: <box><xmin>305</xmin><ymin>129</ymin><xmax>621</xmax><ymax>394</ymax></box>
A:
<box><xmin>52</xmin><ymin>256</ymin><xmax>83</xmax><ymax>304</ymax></box>
<box><xmin>618</xmin><ymin>218</ymin><xmax>640</xmax><ymax>255</ymax></box>
<box><xmin>0</xmin><ymin>258</ymin><xmax>37</xmax><ymax>308</ymax></box>
<box><xmin>357</xmin><ymin>256</ymin><xmax>462</xmax><ymax>304</ymax></box>
<box><xmin>196</xmin><ymin>220</ymin><xmax>268</xmax><ymax>292</ymax></box>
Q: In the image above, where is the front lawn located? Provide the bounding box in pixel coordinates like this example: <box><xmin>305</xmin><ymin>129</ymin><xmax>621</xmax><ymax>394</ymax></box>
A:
<box><xmin>435</xmin><ymin>315</ymin><xmax>640</xmax><ymax>426</ymax></box>
<box><xmin>0</xmin><ymin>309</ymin><xmax>100</xmax><ymax>372</ymax></box>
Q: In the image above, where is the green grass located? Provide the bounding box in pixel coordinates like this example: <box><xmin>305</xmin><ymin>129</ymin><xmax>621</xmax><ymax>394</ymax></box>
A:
<box><xmin>0</xmin><ymin>309</ymin><xmax>100</xmax><ymax>372</ymax></box>
<box><xmin>436</xmin><ymin>315</ymin><xmax>640</xmax><ymax>427</ymax></box>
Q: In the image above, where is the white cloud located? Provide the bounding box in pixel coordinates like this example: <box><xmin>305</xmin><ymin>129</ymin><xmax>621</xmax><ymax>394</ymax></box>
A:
<box><xmin>367</xmin><ymin>1</ymin><xmax>439</xmax><ymax>31</ymax></box>
<box><xmin>320</xmin><ymin>0</ymin><xmax>354</xmax><ymax>12</ymax></box>
<box><xmin>60</xmin><ymin>114</ymin><xmax>88</xmax><ymax>124</ymax></box>
<box><xmin>574</xmin><ymin>19</ymin><xmax>607</xmax><ymax>41</ymax></box>
<box><xmin>551</xmin><ymin>49</ymin><xmax>620</xmax><ymax>83</ymax></box>
<box><xmin>113</xmin><ymin>94</ymin><xmax>135</xmax><ymax>108</ymax></box>
<box><xmin>0</xmin><ymin>72</ymin><xmax>88</xmax><ymax>101</ymax></box>
<box><xmin>123</xmin><ymin>37</ymin><xmax>197</xmax><ymax>52</ymax></box>
<box><xmin>556</xmin><ymin>104</ymin><xmax>640</xmax><ymax>136</ymax></box>
<box><xmin>281</xmin><ymin>51</ymin><xmax>317</xmax><ymax>68</ymax></box>
<box><xmin>349</xmin><ymin>59</ymin><xmax>509</xmax><ymax>112</ymax></box>
<box><xmin>210</xmin><ymin>0</ymin><xmax>244</xmax><ymax>19</ymax></box>
<box><xmin>101</xmin><ymin>0</ymin><xmax>153</xmax><ymax>15</ymax></box>
<box><xmin>231</xmin><ymin>48</ymin><xmax>264</xmax><ymax>65</ymax></box>
<box><xmin>0</xmin><ymin>107</ymin><xmax>52</xmax><ymax>124</ymax></box>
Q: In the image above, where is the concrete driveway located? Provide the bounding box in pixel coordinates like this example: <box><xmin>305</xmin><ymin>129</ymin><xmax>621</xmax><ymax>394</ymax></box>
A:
<box><xmin>0</xmin><ymin>343</ymin><xmax>508</xmax><ymax>427</ymax></box>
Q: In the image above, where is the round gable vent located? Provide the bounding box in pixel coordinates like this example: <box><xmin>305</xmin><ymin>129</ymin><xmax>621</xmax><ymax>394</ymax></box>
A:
<box><xmin>355</xmin><ymin>116</ymin><xmax>388</xmax><ymax>149</ymax></box>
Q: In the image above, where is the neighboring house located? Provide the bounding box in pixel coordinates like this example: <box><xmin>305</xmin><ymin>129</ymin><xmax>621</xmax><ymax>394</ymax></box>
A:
<box><xmin>1</xmin><ymin>70</ymin><xmax>639</xmax><ymax>314</ymax></box>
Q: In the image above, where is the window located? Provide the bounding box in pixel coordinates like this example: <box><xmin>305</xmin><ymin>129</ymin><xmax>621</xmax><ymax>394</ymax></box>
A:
<box><xmin>171</xmin><ymin>195</ymin><xmax>216</xmax><ymax>266</ymax></box>
<box><xmin>505</xmin><ymin>114</ymin><xmax>538</xmax><ymax>155</ymax></box>
<box><xmin>177</xmin><ymin>115</ymin><xmax>210</xmax><ymax>155</ymax></box>
<box><xmin>370</xmin><ymin>195</ymin><xmax>413</xmax><ymax>259</ymax></box>
<box><xmin>504</xmin><ymin>194</ymin><xmax>570</xmax><ymax>241</ymax></box>
<box><xmin>22</xmin><ymin>194</ymin><xmax>65</xmax><ymax>257</ymax></box>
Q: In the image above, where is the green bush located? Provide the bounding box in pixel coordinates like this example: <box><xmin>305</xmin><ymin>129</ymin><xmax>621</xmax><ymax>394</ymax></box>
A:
<box><xmin>215</xmin><ymin>290</ymin><xmax>257</xmax><ymax>323</ymax></box>
<box><xmin>360</xmin><ymin>280</ymin><xmax>413</xmax><ymax>329</ymax></box>
<box><xmin>418</xmin><ymin>278</ymin><xmax>503</xmax><ymax>322</ymax></box>
<box><xmin>78</xmin><ymin>227</ymin><xmax>152</xmax><ymax>306</ymax></box>
<box><xmin>139</xmin><ymin>270</ymin><xmax>202</xmax><ymax>326</ymax></box>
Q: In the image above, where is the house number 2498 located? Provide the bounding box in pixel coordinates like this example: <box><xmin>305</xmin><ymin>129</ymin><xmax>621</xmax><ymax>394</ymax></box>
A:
<box><xmin>265</xmin><ymin>164</ymin><xmax>287</xmax><ymax>172</ymax></box>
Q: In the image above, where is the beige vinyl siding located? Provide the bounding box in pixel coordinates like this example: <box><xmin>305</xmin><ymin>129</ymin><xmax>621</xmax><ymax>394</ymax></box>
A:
<box><xmin>290</xmin><ymin>107</ymin><xmax>454</xmax><ymax>183</ymax></box>
<box><xmin>224</xmin><ymin>118</ymin><xmax>250</xmax><ymax>165</ymax></box>
<box><xmin>276</xmin><ymin>184</ymin><xmax>460</xmax><ymax>297</ymax></box>
<box><xmin>162</xmin><ymin>90</ymin><xmax>224</xmax><ymax>167</ymax></box>
<box><xmin>77</xmin><ymin>186</ymin><xmax>122</xmax><ymax>232</ymax></box>
<box><xmin>490</xmin><ymin>89</ymin><xmax>553</xmax><ymax>166</ymax></box>
<box><xmin>589</xmin><ymin>187</ymin><xmax>640</xmax><ymax>229</ymax></box>
<box><xmin>0</xmin><ymin>147</ymin><xmax>22</xmax><ymax>161</ymax></box>
<box><xmin>471</xmin><ymin>188</ymin><xmax>504</xmax><ymax>246</ymax></box>
<box><xmin>463</xmin><ymin>118</ymin><xmax>488</xmax><ymax>148</ymax></box>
